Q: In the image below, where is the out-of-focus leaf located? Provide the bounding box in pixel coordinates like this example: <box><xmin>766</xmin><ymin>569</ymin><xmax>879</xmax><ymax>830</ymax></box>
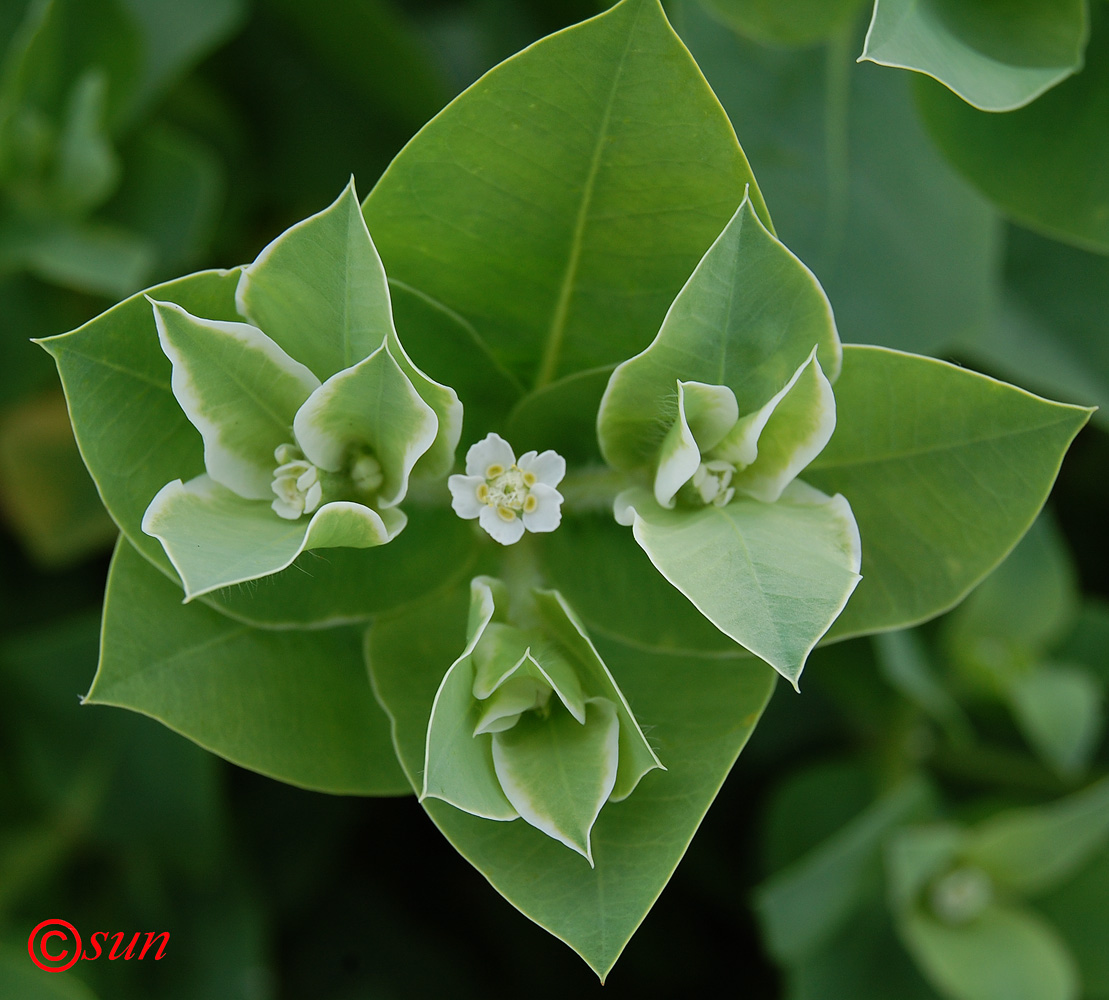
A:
<box><xmin>4</xmin><ymin>218</ymin><xmax>153</xmax><ymax>297</ymax></box>
<box><xmin>785</xmin><ymin>903</ymin><xmax>940</xmax><ymax>1000</ymax></box>
<box><xmin>0</xmin><ymin>389</ymin><xmax>116</xmax><ymax>566</ymax></box>
<box><xmin>915</xmin><ymin>5</ymin><xmax>1109</xmax><ymax>253</ymax></box>
<box><xmin>961</xmin><ymin>777</ymin><xmax>1109</xmax><ymax>897</ymax></box>
<box><xmin>874</xmin><ymin>630</ymin><xmax>972</xmax><ymax>744</ymax></box>
<box><xmin>364</xmin><ymin>0</ymin><xmax>770</xmax><ymax>407</ymax></box>
<box><xmin>265</xmin><ymin>0</ymin><xmax>449</xmax><ymax>132</ymax></box>
<box><xmin>1038</xmin><ymin>848</ymin><xmax>1109</xmax><ymax>999</ymax></box>
<box><xmin>861</xmin><ymin>0</ymin><xmax>1088</xmax><ymax>111</ymax></box>
<box><xmin>1010</xmin><ymin>665</ymin><xmax>1103</xmax><ymax>778</ymax></box>
<box><xmin>701</xmin><ymin>0</ymin><xmax>866</xmax><ymax>47</ymax></box>
<box><xmin>944</xmin><ymin>512</ymin><xmax>1079</xmax><ymax>661</ymax></box>
<box><xmin>1056</xmin><ymin>601</ymin><xmax>1109</xmax><ymax>685</ymax></box>
<box><xmin>957</xmin><ymin>227</ymin><xmax>1109</xmax><ymax>431</ymax></box>
<box><xmin>673</xmin><ymin>0</ymin><xmax>1002</xmax><ymax>357</ymax></box>
<box><xmin>89</xmin><ymin>538</ymin><xmax>409</xmax><ymax>795</ymax></box>
<box><xmin>368</xmin><ymin>578</ymin><xmax>777</xmax><ymax>980</ymax></box>
<box><xmin>105</xmin><ymin>122</ymin><xmax>223</xmax><ymax>273</ymax></box>
<box><xmin>0</xmin><ymin>948</ymin><xmax>100</xmax><ymax>998</ymax></box>
<box><xmin>804</xmin><ymin>347</ymin><xmax>1091</xmax><ymax>639</ymax></box>
<box><xmin>899</xmin><ymin>904</ymin><xmax>1078</xmax><ymax>1000</ymax></box>
<box><xmin>116</xmin><ymin>0</ymin><xmax>246</xmax><ymax>121</ymax></box>
<box><xmin>755</xmin><ymin>777</ymin><xmax>935</xmax><ymax>961</ymax></box>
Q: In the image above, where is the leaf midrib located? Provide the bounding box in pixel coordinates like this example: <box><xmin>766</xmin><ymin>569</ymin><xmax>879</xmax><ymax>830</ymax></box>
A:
<box><xmin>532</xmin><ymin>1</ymin><xmax>644</xmax><ymax>391</ymax></box>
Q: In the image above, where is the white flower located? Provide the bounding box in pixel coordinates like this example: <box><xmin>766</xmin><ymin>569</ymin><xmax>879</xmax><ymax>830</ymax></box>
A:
<box><xmin>448</xmin><ymin>433</ymin><xmax>565</xmax><ymax>545</ymax></box>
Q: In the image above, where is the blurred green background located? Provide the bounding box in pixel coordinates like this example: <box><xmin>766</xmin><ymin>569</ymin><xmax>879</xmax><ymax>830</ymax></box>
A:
<box><xmin>1</xmin><ymin>0</ymin><xmax>1106</xmax><ymax>996</ymax></box>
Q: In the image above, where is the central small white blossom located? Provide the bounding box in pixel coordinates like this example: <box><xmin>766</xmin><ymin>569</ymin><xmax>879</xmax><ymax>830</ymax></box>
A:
<box><xmin>271</xmin><ymin>443</ymin><xmax>323</xmax><ymax>520</ymax></box>
<box><xmin>449</xmin><ymin>432</ymin><xmax>565</xmax><ymax>545</ymax></box>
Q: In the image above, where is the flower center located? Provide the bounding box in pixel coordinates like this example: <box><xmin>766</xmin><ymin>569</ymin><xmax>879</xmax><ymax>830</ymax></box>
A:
<box><xmin>689</xmin><ymin>459</ymin><xmax>735</xmax><ymax>508</ymax></box>
<box><xmin>476</xmin><ymin>464</ymin><xmax>539</xmax><ymax>521</ymax></box>
<box><xmin>271</xmin><ymin>443</ymin><xmax>323</xmax><ymax>520</ymax></box>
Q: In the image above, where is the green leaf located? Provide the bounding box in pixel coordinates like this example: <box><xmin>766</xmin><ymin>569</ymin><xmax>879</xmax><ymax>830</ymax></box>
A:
<box><xmin>860</xmin><ymin>0</ymin><xmax>1088</xmax><ymax>111</ymax></box>
<box><xmin>51</xmin><ymin>69</ymin><xmax>119</xmax><ymax>213</ymax></box>
<box><xmin>0</xmin><ymin>947</ymin><xmax>100</xmax><ymax>999</ymax></box>
<box><xmin>150</xmin><ymin>298</ymin><xmax>320</xmax><ymax>500</ymax></box>
<box><xmin>673</xmin><ymin>0</ymin><xmax>1002</xmax><ymax>357</ymax></box>
<box><xmin>754</xmin><ymin>776</ymin><xmax>935</xmax><ymax>962</ymax></box>
<box><xmin>915</xmin><ymin>5</ymin><xmax>1109</xmax><ymax>253</ymax></box>
<box><xmin>960</xmin><ymin>777</ymin><xmax>1109</xmax><ymax>897</ymax></box>
<box><xmin>367</xmin><ymin>580</ymin><xmax>777</xmax><ymax>979</ymax></box>
<box><xmin>598</xmin><ymin>196</ymin><xmax>839</xmax><ymax>473</ymax></box>
<box><xmin>700</xmin><ymin>0</ymin><xmax>867</xmax><ymax>47</ymax></box>
<box><xmin>363</xmin><ymin>0</ymin><xmax>771</xmax><ymax>403</ymax></box>
<box><xmin>90</xmin><ymin>537</ymin><xmax>408</xmax><ymax>795</ymax></box>
<box><xmin>293</xmin><ymin>341</ymin><xmax>438</xmax><ymax>507</ymax></box>
<box><xmin>1038</xmin><ymin>848</ymin><xmax>1109</xmax><ymax>999</ymax></box>
<box><xmin>616</xmin><ymin>481</ymin><xmax>861</xmax><ymax>687</ymax></box>
<box><xmin>141</xmin><ymin>475</ymin><xmax>402</xmax><ymax>601</ymax></box>
<box><xmin>804</xmin><ymin>346</ymin><xmax>1092</xmax><ymax>640</ymax></box>
<box><xmin>898</xmin><ymin>904</ymin><xmax>1079</xmax><ymax>1000</ymax></box>
<box><xmin>1009</xmin><ymin>665</ymin><xmax>1104</xmax><ymax>778</ymax></box>
<box><xmin>492</xmin><ymin>698</ymin><xmax>620</xmax><ymax>865</ymax></box>
<box><xmin>39</xmin><ymin>269</ymin><xmax>469</xmax><ymax>626</ymax></box>
<box><xmin>237</xmin><ymin>179</ymin><xmax>462</xmax><ymax>479</ymax></box>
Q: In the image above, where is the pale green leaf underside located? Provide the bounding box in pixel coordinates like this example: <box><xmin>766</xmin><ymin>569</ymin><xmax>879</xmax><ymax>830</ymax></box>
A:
<box><xmin>368</xmin><ymin>582</ymin><xmax>776</xmax><ymax>979</ymax></box>
<box><xmin>142</xmin><ymin>474</ymin><xmax>402</xmax><ymax>601</ymax></box>
<box><xmin>861</xmin><ymin>0</ymin><xmax>1088</xmax><ymax>111</ymax></box>
<box><xmin>293</xmin><ymin>340</ymin><xmax>437</xmax><ymax>506</ymax></box>
<box><xmin>150</xmin><ymin>298</ymin><xmax>319</xmax><ymax>500</ymax></box>
<box><xmin>364</xmin><ymin>0</ymin><xmax>771</xmax><ymax>399</ymax></box>
<box><xmin>531</xmin><ymin>589</ymin><xmax>663</xmax><ymax>800</ymax></box>
<box><xmin>91</xmin><ymin>539</ymin><xmax>408</xmax><ymax>795</ymax></box>
<box><xmin>618</xmin><ymin>481</ymin><xmax>861</xmax><ymax>687</ymax></box>
<box><xmin>599</xmin><ymin>195</ymin><xmax>839</xmax><ymax>472</ymax></box>
<box><xmin>899</xmin><ymin>905</ymin><xmax>1078</xmax><ymax>1000</ymax></box>
<box><xmin>806</xmin><ymin>346</ymin><xmax>1092</xmax><ymax>641</ymax></box>
<box><xmin>492</xmin><ymin>698</ymin><xmax>620</xmax><ymax>865</ymax></box>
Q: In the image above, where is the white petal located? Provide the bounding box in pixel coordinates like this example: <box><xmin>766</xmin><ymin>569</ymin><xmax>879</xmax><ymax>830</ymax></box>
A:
<box><xmin>522</xmin><ymin>483</ymin><xmax>563</xmax><ymax>533</ymax></box>
<box><xmin>465</xmin><ymin>433</ymin><xmax>515</xmax><ymax>477</ymax></box>
<box><xmin>448</xmin><ymin>474</ymin><xmax>486</xmax><ymax>519</ymax></box>
<box><xmin>517</xmin><ymin>449</ymin><xmax>566</xmax><ymax>487</ymax></box>
<box><xmin>479</xmin><ymin>504</ymin><xmax>526</xmax><ymax>545</ymax></box>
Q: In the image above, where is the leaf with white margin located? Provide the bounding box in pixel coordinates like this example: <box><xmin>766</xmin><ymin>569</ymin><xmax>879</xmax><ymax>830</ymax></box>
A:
<box><xmin>598</xmin><ymin>193</ymin><xmax>839</xmax><ymax>473</ymax></box>
<box><xmin>150</xmin><ymin>298</ymin><xmax>319</xmax><ymax>499</ymax></box>
<box><xmin>142</xmin><ymin>474</ymin><xmax>404</xmax><ymax>601</ymax></box>
<box><xmin>615</xmin><ymin>480</ymin><xmax>861</xmax><ymax>687</ymax></box>
<box><xmin>236</xmin><ymin>178</ymin><xmax>461</xmax><ymax>478</ymax></box>
<box><xmin>860</xmin><ymin>0</ymin><xmax>1088</xmax><ymax>112</ymax></box>
<box><xmin>367</xmin><ymin>578</ymin><xmax>777</xmax><ymax>980</ymax></box>
<box><xmin>532</xmin><ymin>589</ymin><xmax>663</xmax><ymax>801</ymax></box>
<box><xmin>293</xmin><ymin>340</ymin><xmax>438</xmax><ymax>508</ymax></box>
<box><xmin>898</xmin><ymin>904</ymin><xmax>1078</xmax><ymax>1000</ymax></box>
<box><xmin>493</xmin><ymin>698</ymin><xmax>621</xmax><ymax>865</ymax></box>
<box><xmin>720</xmin><ymin>347</ymin><xmax>836</xmax><ymax>503</ymax></box>
<box><xmin>655</xmin><ymin>380</ymin><xmax>739</xmax><ymax>508</ymax></box>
